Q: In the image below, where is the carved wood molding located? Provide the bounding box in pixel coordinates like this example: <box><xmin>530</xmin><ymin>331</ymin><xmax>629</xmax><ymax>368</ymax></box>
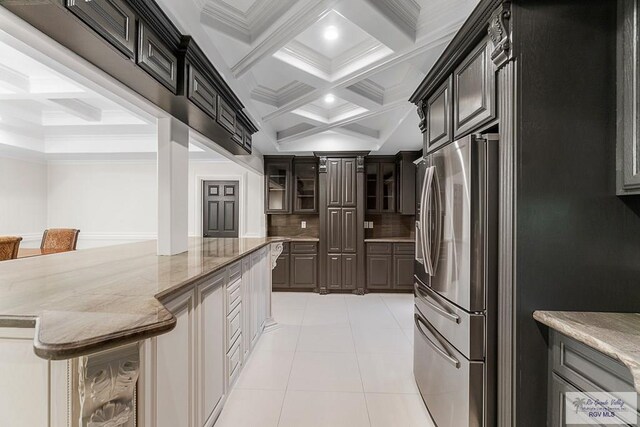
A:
<box><xmin>271</xmin><ymin>242</ymin><xmax>284</xmax><ymax>269</ymax></box>
<box><xmin>74</xmin><ymin>343</ymin><xmax>140</xmax><ymax>427</ymax></box>
<box><xmin>356</xmin><ymin>156</ymin><xmax>365</xmax><ymax>173</ymax></box>
<box><xmin>318</xmin><ymin>156</ymin><xmax>328</xmax><ymax>173</ymax></box>
<box><xmin>487</xmin><ymin>2</ymin><xmax>512</xmax><ymax>69</ymax></box>
<box><xmin>417</xmin><ymin>99</ymin><xmax>427</xmax><ymax>133</ymax></box>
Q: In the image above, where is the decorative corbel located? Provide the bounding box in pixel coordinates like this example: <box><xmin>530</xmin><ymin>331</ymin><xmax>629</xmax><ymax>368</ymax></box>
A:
<box><xmin>318</xmin><ymin>156</ymin><xmax>328</xmax><ymax>173</ymax></box>
<box><xmin>488</xmin><ymin>2</ymin><xmax>512</xmax><ymax>69</ymax></box>
<box><xmin>356</xmin><ymin>155</ymin><xmax>365</xmax><ymax>173</ymax></box>
<box><xmin>417</xmin><ymin>99</ymin><xmax>427</xmax><ymax>133</ymax></box>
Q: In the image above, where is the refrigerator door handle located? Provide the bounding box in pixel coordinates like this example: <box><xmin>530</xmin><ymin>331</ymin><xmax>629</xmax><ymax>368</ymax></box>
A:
<box><xmin>415</xmin><ymin>221</ymin><xmax>424</xmax><ymax>265</ymax></box>
<box><xmin>415</xmin><ymin>283</ymin><xmax>461</xmax><ymax>324</ymax></box>
<box><xmin>414</xmin><ymin>313</ymin><xmax>460</xmax><ymax>369</ymax></box>
<box><xmin>430</xmin><ymin>167</ymin><xmax>443</xmax><ymax>276</ymax></box>
<box><xmin>421</xmin><ymin>166</ymin><xmax>435</xmax><ymax>276</ymax></box>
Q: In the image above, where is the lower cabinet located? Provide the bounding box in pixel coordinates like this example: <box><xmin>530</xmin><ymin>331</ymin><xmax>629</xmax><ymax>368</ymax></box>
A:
<box><xmin>140</xmin><ymin>245</ymin><xmax>272</xmax><ymax>427</ymax></box>
<box><xmin>272</xmin><ymin>241</ymin><xmax>318</xmax><ymax>291</ymax></box>
<box><xmin>547</xmin><ymin>331</ymin><xmax>638</xmax><ymax>427</ymax></box>
<box><xmin>365</xmin><ymin>242</ymin><xmax>415</xmax><ymax>291</ymax></box>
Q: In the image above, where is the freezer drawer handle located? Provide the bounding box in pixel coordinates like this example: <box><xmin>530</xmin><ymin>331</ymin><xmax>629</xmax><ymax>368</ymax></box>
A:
<box><xmin>414</xmin><ymin>313</ymin><xmax>460</xmax><ymax>369</ymax></box>
<box><xmin>415</xmin><ymin>284</ymin><xmax>460</xmax><ymax>324</ymax></box>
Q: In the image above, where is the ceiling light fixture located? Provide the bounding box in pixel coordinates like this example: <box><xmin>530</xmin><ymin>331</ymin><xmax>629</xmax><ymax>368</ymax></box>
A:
<box><xmin>324</xmin><ymin>94</ymin><xmax>335</xmax><ymax>104</ymax></box>
<box><xmin>323</xmin><ymin>25</ymin><xmax>339</xmax><ymax>41</ymax></box>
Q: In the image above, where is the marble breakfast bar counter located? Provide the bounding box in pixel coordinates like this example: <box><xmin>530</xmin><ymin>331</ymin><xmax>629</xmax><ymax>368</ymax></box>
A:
<box><xmin>0</xmin><ymin>237</ymin><xmax>283</xmax><ymax>360</ymax></box>
<box><xmin>0</xmin><ymin>236</ymin><xmax>282</xmax><ymax>427</ymax></box>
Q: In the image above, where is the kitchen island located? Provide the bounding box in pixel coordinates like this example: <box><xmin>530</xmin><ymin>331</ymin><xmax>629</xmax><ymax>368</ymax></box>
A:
<box><xmin>0</xmin><ymin>237</ymin><xmax>286</xmax><ymax>427</ymax></box>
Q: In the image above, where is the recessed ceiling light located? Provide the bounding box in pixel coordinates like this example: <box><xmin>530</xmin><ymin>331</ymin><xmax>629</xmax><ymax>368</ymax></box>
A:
<box><xmin>324</xmin><ymin>94</ymin><xmax>335</xmax><ymax>104</ymax></box>
<box><xmin>324</xmin><ymin>25</ymin><xmax>339</xmax><ymax>41</ymax></box>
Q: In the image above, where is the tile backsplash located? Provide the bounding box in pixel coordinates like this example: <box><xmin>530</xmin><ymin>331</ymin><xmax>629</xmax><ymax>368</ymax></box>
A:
<box><xmin>267</xmin><ymin>214</ymin><xmax>320</xmax><ymax>238</ymax></box>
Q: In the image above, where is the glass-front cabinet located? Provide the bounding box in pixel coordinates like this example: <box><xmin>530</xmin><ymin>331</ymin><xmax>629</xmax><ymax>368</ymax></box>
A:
<box><xmin>293</xmin><ymin>159</ymin><xmax>318</xmax><ymax>213</ymax></box>
<box><xmin>366</xmin><ymin>158</ymin><xmax>396</xmax><ymax>213</ymax></box>
<box><xmin>265</xmin><ymin>157</ymin><xmax>292</xmax><ymax>213</ymax></box>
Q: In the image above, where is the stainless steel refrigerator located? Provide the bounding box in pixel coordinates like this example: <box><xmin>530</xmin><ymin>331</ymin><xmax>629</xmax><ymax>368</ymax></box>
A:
<box><xmin>414</xmin><ymin>134</ymin><xmax>498</xmax><ymax>427</ymax></box>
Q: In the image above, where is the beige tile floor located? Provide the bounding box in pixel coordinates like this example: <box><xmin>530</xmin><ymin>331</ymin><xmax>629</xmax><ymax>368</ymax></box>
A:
<box><xmin>214</xmin><ymin>292</ymin><xmax>435</xmax><ymax>427</ymax></box>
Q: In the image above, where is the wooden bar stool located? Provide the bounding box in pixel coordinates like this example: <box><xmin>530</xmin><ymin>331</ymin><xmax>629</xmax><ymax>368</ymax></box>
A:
<box><xmin>0</xmin><ymin>236</ymin><xmax>23</xmax><ymax>261</ymax></box>
<box><xmin>41</xmin><ymin>229</ymin><xmax>80</xmax><ymax>252</ymax></box>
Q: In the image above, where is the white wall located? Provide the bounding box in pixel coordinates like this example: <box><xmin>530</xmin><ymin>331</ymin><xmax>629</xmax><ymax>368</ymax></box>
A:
<box><xmin>0</xmin><ymin>156</ymin><xmax>47</xmax><ymax>248</ymax></box>
<box><xmin>47</xmin><ymin>161</ymin><xmax>158</xmax><ymax>249</ymax></box>
<box><xmin>1</xmin><ymin>156</ymin><xmax>265</xmax><ymax>250</ymax></box>
<box><xmin>188</xmin><ymin>160</ymin><xmax>265</xmax><ymax>238</ymax></box>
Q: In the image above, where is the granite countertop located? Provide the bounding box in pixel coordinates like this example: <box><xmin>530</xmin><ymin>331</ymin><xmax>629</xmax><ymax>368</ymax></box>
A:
<box><xmin>533</xmin><ymin>311</ymin><xmax>640</xmax><ymax>393</ymax></box>
<box><xmin>364</xmin><ymin>237</ymin><xmax>415</xmax><ymax>243</ymax></box>
<box><xmin>0</xmin><ymin>237</ymin><xmax>287</xmax><ymax>360</ymax></box>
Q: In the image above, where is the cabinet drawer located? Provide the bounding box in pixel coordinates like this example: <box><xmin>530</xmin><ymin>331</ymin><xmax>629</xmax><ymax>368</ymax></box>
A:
<box><xmin>227</xmin><ymin>335</ymin><xmax>242</xmax><ymax>386</ymax></box>
<box><xmin>227</xmin><ymin>279</ymin><xmax>241</xmax><ymax>311</ymax></box>
<box><xmin>66</xmin><ymin>0</ymin><xmax>136</xmax><ymax>59</ymax></box>
<box><xmin>367</xmin><ymin>243</ymin><xmax>392</xmax><ymax>254</ymax></box>
<box><xmin>453</xmin><ymin>38</ymin><xmax>495</xmax><ymax>138</ymax></box>
<box><xmin>426</xmin><ymin>76</ymin><xmax>453</xmax><ymax>153</ymax></box>
<box><xmin>217</xmin><ymin>97</ymin><xmax>236</xmax><ymax>133</ymax></box>
<box><xmin>227</xmin><ymin>304</ymin><xmax>242</xmax><ymax>350</ymax></box>
<box><xmin>137</xmin><ymin>22</ymin><xmax>178</xmax><ymax>93</ymax></box>
<box><xmin>393</xmin><ymin>243</ymin><xmax>414</xmax><ymax>254</ymax></box>
<box><xmin>291</xmin><ymin>242</ymin><xmax>317</xmax><ymax>254</ymax></box>
<box><xmin>551</xmin><ymin>332</ymin><xmax>636</xmax><ymax>402</ymax></box>
<box><xmin>228</xmin><ymin>261</ymin><xmax>242</xmax><ymax>283</ymax></box>
<box><xmin>188</xmin><ymin>65</ymin><xmax>217</xmax><ymax>119</ymax></box>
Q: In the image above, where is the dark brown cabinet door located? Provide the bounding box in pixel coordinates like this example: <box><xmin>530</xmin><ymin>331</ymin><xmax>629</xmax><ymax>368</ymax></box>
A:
<box><xmin>396</xmin><ymin>152</ymin><xmax>417</xmax><ymax>215</ymax></box>
<box><xmin>342</xmin><ymin>158</ymin><xmax>357</xmax><ymax>207</ymax></box>
<box><xmin>453</xmin><ymin>38</ymin><xmax>495</xmax><ymax>139</ymax></box>
<box><xmin>188</xmin><ymin>65</ymin><xmax>218</xmax><ymax>119</ymax></box>
<box><xmin>366</xmin><ymin>255</ymin><xmax>392</xmax><ymax>289</ymax></box>
<box><xmin>327</xmin><ymin>158</ymin><xmax>342</xmax><ymax>206</ymax></box>
<box><xmin>265</xmin><ymin>158</ymin><xmax>292</xmax><ymax>214</ymax></box>
<box><xmin>66</xmin><ymin>0</ymin><xmax>136</xmax><ymax>59</ymax></box>
<box><xmin>366</xmin><ymin>162</ymin><xmax>379</xmax><ymax>213</ymax></box>
<box><xmin>426</xmin><ymin>76</ymin><xmax>453</xmax><ymax>153</ymax></box>
<box><xmin>342</xmin><ymin>255</ymin><xmax>357</xmax><ymax>290</ymax></box>
<box><xmin>137</xmin><ymin>22</ymin><xmax>178</xmax><ymax>93</ymax></box>
<box><xmin>291</xmin><ymin>254</ymin><xmax>317</xmax><ymax>288</ymax></box>
<box><xmin>203</xmin><ymin>181</ymin><xmax>239</xmax><ymax>238</ymax></box>
<box><xmin>327</xmin><ymin>208</ymin><xmax>342</xmax><ymax>253</ymax></box>
<box><xmin>272</xmin><ymin>254</ymin><xmax>290</xmax><ymax>289</ymax></box>
<box><xmin>393</xmin><ymin>255</ymin><xmax>414</xmax><ymax>290</ymax></box>
<box><xmin>293</xmin><ymin>160</ymin><xmax>318</xmax><ymax>213</ymax></box>
<box><xmin>380</xmin><ymin>162</ymin><xmax>396</xmax><ymax>212</ymax></box>
<box><xmin>327</xmin><ymin>254</ymin><xmax>342</xmax><ymax>290</ymax></box>
<box><xmin>342</xmin><ymin>208</ymin><xmax>357</xmax><ymax>253</ymax></box>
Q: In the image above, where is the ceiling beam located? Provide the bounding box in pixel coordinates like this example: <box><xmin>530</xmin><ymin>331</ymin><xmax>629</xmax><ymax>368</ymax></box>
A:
<box><xmin>278</xmin><ymin>99</ymin><xmax>406</xmax><ymax>144</ymax></box>
<box><xmin>0</xmin><ymin>63</ymin><xmax>30</xmax><ymax>93</ymax></box>
<box><xmin>230</xmin><ymin>0</ymin><xmax>338</xmax><ymax>77</ymax></box>
<box><xmin>262</xmin><ymin>23</ymin><xmax>457</xmax><ymax>123</ymax></box>
<box><xmin>335</xmin><ymin>123</ymin><xmax>380</xmax><ymax>141</ymax></box>
<box><xmin>47</xmin><ymin>98</ymin><xmax>102</xmax><ymax>122</ymax></box>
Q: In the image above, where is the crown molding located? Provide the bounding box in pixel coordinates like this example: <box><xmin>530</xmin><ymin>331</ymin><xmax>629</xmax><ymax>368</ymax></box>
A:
<box><xmin>347</xmin><ymin>79</ymin><xmax>385</xmax><ymax>105</ymax></box>
<box><xmin>368</xmin><ymin>0</ymin><xmax>420</xmax><ymax>39</ymax></box>
<box><xmin>339</xmin><ymin>123</ymin><xmax>380</xmax><ymax>139</ymax></box>
<box><xmin>251</xmin><ymin>81</ymin><xmax>314</xmax><ymax>107</ymax></box>
<box><xmin>276</xmin><ymin>122</ymin><xmax>315</xmax><ymax>140</ymax></box>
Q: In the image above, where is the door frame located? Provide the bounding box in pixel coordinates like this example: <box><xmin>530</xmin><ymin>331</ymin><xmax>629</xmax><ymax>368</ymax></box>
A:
<box><xmin>194</xmin><ymin>173</ymin><xmax>247</xmax><ymax>239</ymax></box>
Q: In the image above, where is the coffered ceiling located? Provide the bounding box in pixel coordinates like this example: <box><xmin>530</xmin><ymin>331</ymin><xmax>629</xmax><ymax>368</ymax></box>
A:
<box><xmin>156</xmin><ymin>0</ymin><xmax>481</xmax><ymax>155</ymax></box>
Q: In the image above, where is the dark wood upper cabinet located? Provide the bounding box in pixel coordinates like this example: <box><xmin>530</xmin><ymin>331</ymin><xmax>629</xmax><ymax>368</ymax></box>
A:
<box><xmin>453</xmin><ymin>37</ymin><xmax>495</xmax><ymax>139</ymax></box>
<box><xmin>137</xmin><ymin>22</ymin><xmax>178</xmax><ymax>93</ymax></box>
<box><xmin>187</xmin><ymin>65</ymin><xmax>218</xmax><ymax>119</ymax></box>
<box><xmin>426</xmin><ymin>76</ymin><xmax>453</xmax><ymax>153</ymax></box>
<box><xmin>293</xmin><ymin>159</ymin><xmax>318</xmax><ymax>213</ymax></box>
<box><xmin>66</xmin><ymin>0</ymin><xmax>136</xmax><ymax>59</ymax></box>
<box><xmin>327</xmin><ymin>158</ymin><xmax>342</xmax><ymax>206</ymax></box>
<box><xmin>217</xmin><ymin>96</ymin><xmax>237</xmax><ymax>134</ymax></box>
<box><xmin>342</xmin><ymin>158</ymin><xmax>357</xmax><ymax>207</ymax></box>
<box><xmin>618</xmin><ymin>0</ymin><xmax>640</xmax><ymax>195</ymax></box>
<box><xmin>366</xmin><ymin>158</ymin><xmax>396</xmax><ymax>214</ymax></box>
<box><xmin>396</xmin><ymin>152</ymin><xmax>419</xmax><ymax>215</ymax></box>
<box><xmin>264</xmin><ymin>157</ymin><xmax>292</xmax><ymax>214</ymax></box>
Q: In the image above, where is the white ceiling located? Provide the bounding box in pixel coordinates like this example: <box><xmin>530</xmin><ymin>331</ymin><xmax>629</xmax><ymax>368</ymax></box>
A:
<box><xmin>0</xmin><ymin>34</ymin><xmax>231</xmax><ymax>163</ymax></box>
<box><xmin>156</xmin><ymin>0</ymin><xmax>480</xmax><ymax>155</ymax></box>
